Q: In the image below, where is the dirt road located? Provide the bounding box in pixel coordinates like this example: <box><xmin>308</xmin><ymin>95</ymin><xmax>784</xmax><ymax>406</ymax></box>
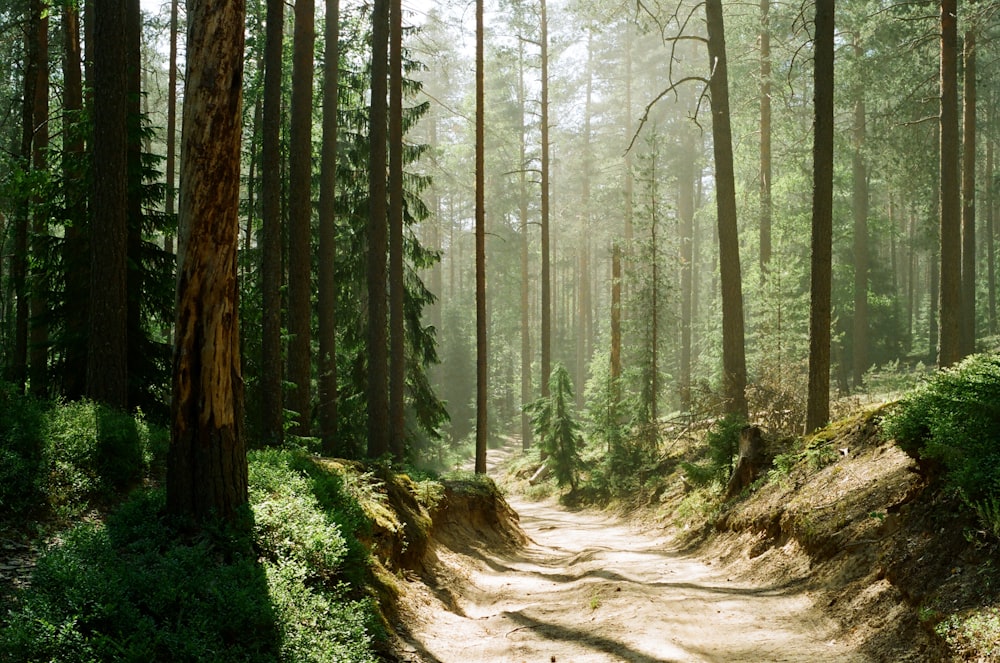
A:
<box><xmin>397</xmin><ymin>489</ymin><xmax>869</xmax><ymax>662</ymax></box>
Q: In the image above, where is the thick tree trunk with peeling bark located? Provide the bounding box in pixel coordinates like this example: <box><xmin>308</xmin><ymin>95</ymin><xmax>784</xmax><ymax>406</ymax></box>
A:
<box><xmin>167</xmin><ymin>0</ymin><xmax>248</xmax><ymax>525</ymax></box>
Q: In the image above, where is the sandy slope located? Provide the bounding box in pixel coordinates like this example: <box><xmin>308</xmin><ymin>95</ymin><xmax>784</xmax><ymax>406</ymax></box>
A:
<box><xmin>396</xmin><ymin>490</ymin><xmax>869</xmax><ymax>662</ymax></box>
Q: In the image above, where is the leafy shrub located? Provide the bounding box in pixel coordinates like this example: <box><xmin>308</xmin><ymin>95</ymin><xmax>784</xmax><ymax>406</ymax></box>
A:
<box><xmin>2</xmin><ymin>453</ymin><xmax>383</xmax><ymax>662</ymax></box>
<box><xmin>0</xmin><ymin>383</ymin><xmax>46</xmax><ymax>514</ymax></box>
<box><xmin>249</xmin><ymin>449</ymin><xmax>348</xmax><ymax>582</ymax></box>
<box><xmin>44</xmin><ymin>400</ymin><xmax>149</xmax><ymax>512</ymax></box>
<box><xmin>0</xmin><ymin>490</ymin><xmax>282</xmax><ymax>662</ymax></box>
<box><xmin>881</xmin><ymin>353</ymin><xmax>1000</xmax><ymax>515</ymax></box>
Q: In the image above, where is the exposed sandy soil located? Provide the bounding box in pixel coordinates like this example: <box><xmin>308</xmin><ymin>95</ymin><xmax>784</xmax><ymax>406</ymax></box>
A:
<box><xmin>395</xmin><ymin>447</ymin><xmax>874</xmax><ymax>662</ymax></box>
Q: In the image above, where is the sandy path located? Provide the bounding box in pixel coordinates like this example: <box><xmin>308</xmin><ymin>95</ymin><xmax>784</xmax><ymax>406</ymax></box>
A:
<box><xmin>397</xmin><ymin>468</ymin><xmax>868</xmax><ymax>662</ymax></box>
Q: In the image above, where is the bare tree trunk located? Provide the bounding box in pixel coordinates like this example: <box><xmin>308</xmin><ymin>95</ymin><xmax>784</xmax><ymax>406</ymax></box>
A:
<box><xmin>610</xmin><ymin>242</ymin><xmax>622</xmax><ymax>407</ymax></box>
<box><xmin>167</xmin><ymin>0</ymin><xmax>248</xmax><ymax>526</ymax></box>
<box><xmin>851</xmin><ymin>39</ymin><xmax>869</xmax><ymax>389</ymax></box>
<box><xmin>705</xmin><ymin>0</ymin><xmax>747</xmax><ymax>419</ymax></box>
<box><xmin>260</xmin><ymin>0</ymin><xmax>284</xmax><ymax>445</ymax></box>
<box><xmin>165</xmin><ymin>0</ymin><xmax>179</xmax><ymax>257</ymax></box>
<box><xmin>367</xmin><ymin>0</ymin><xmax>391</xmax><ymax>458</ymax></box>
<box><xmin>961</xmin><ymin>9</ymin><xmax>976</xmax><ymax>355</ymax></box>
<box><xmin>759</xmin><ymin>0</ymin><xmax>772</xmax><ymax>273</ymax></box>
<box><xmin>806</xmin><ymin>0</ymin><xmax>834</xmax><ymax>432</ymax></box>
<box><xmin>474</xmin><ymin>0</ymin><xmax>487</xmax><ymax>475</ymax></box>
<box><xmin>539</xmin><ymin>0</ymin><xmax>551</xmax><ymax>398</ymax></box>
<box><xmin>288</xmin><ymin>0</ymin><xmax>315</xmax><ymax>435</ymax></box>
<box><xmin>29</xmin><ymin>2</ymin><xmax>48</xmax><ymax>397</ymax></box>
<box><xmin>319</xmin><ymin>0</ymin><xmax>341</xmax><ymax>455</ymax></box>
<box><xmin>679</xmin><ymin>129</ymin><xmax>695</xmax><ymax>410</ymax></box>
<box><xmin>518</xmin><ymin>38</ymin><xmax>532</xmax><ymax>451</ymax></box>
<box><xmin>988</xmin><ymin>138</ymin><xmax>996</xmax><ymax>335</ymax></box>
<box><xmin>388</xmin><ymin>0</ymin><xmax>406</xmax><ymax>460</ymax></box>
<box><xmin>88</xmin><ymin>0</ymin><xmax>128</xmax><ymax>409</ymax></box>
<box><xmin>939</xmin><ymin>0</ymin><xmax>962</xmax><ymax>367</ymax></box>
<box><xmin>62</xmin><ymin>0</ymin><xmax>87</xmax><ymax>400</ymax></box>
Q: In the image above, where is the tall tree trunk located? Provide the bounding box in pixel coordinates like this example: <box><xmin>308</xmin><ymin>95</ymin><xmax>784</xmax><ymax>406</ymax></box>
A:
<box><xmin>705</xmin><ymin>0</ymin><xmax>747</xmax><ymax>419</ymax></box>
<box><xmin>474</xmin><ymin>0</ymin><xmax>487</xmax><ymax>474</ymax></box>
<box><xmin>62</xmin><ymin>0</ymin><xmax>87</xmax><ymax>400</ymax></box>
<box><xmin>679</xmin><ymin>129</ymin><xmax>695</xmax><ymax>411</ymax></box>
<box><xmin>518</xmin><ymin>37</ymin><xmax>532</xmax><ymax>451</ymax></box>
<box><xmin>165</xmin><ymin>0</ymin><xmax>179</xmax><ymax>257</ymax></box>
<box><xmin>288</xmin><ymin>0</ymin><xmax>315</xmax><ymax>435</ymax></box>
<box><xmin>759</xmin><ymin>0</ymin><xmax>772</xmax><ymax>273</ymax></box>
<box><xmin>988</xmin><ymin>138</ymin><xmax>996</xmax><ymax>335</ymax></box>
<box><xmin>87</xmin><ymin>0</ymin><xmax>128</xmax><ymax>409</ymax></box>
<box><xmin>806</xmin><ymin>0</ymin><xmax>834</xmax><ymax>432</ymax></box>
<box><xmin>938</xmin><ymin>0</ymin><xmax>962</xmax><ymax>367</ymax></box>
<box><xmin>539</xmin><ymin>0</ymin><xmax>551</xmax><ymax>398</ymax></box>
<box><xmin>389</xmin><ymin>0</ymin><xmax>406</xmax><ymax>461</ymax></box>
<box><xmin>260</xmin><ymin>0</ymin><xmax>284</xmax><ymax>445</ymax></box>
<box><xmin>960</xmin><ymin>9</ymin><xmax>976</xmax><ymax>355</ymax></box>
<box><xmin>29</xmin><ymin>3</ymin><xmax>48</xmax><ymax>398</ymax></box>
<box><xmin>576</xmin><ymin>30</ymin><xmax>593</xmax><ymax>409</ymax></box>
<box><xmin>318</xmin><ymin>0</ymin><xmax>341</xmax><ymax>455</ymax></box>
<box><xmin>610</xmin><ymin>242</ymin><xmax>622</xmax><ymax>407</ymax></box>
<box><xmin>168</xmin><ymin>0</ymin><xmax>248</xmax><ymax>526</ymax></box>
<box><xmin>125</xmin><ymin>0</ymin><xmax>143</xmax><ymax>409</ymax></box>
<box><xmin>367</xmin><ymin>0</ymin><xmax>391</xmax><ymax>458</ymax></box>
<box><xmin>851</xmin><ymin>39</ymin><xmax>869</xmax><ymax>389</ymax></box>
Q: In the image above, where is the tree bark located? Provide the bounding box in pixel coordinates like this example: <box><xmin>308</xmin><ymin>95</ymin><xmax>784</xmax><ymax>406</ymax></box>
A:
<box><xmin>960</xmin><ymin>10</ymin><xmax>976</xmax><ymax>356</ymax></box>
<box><xmin>539</xmin><ymin>0</ymin><xmax>551</xmax><ymax>399</ymax></box>
<box><xmin>759</xmin><ymin>0</ymin><xmax>772</xmax><ymax>274</ymax></box>
<box><xmin>287</xmin><ymin>0</ymin><xmax>315</xmax><ymax>435</ymax></box>
<box><xmin>518</xmin><ymin>37</ymin><xmax>532</xmax><ymax>451</ymax></box>
<box><xmin>167</xmin><ymin>0</ymin><xmax>248</xmax><ymax>526</ymax></box>
<box><xmin>165</xmin><ymin>0</ymin><xmax>179</xmax><ymax>257</ymax></box>
<box><xmin>367</xmin><ymin>0</ymin><xmax>391</xmax><ymax>458</ymax></box>
<box><xmin>29</xmin><ymin>2</ymin><xmax>49</xmax><ymax>398</ymax></box>
<box><xmin>62</xmin><ymin>0</ymin><xmax>87</xmax><ymax>400</ymax></box>
<box><xmin>389</xmin><ymin>0</ymin><xmax>406</xmax><ymax>461</ymax></box>
<box><xmin>988</xmin><ymin>138</ymin><xmax>996</xmax><ymax>335</ymax></box>
<box><xmin>705</xmin><ymin>0</ymin><xmax>748</xmax><ymax>420</ymax></box>
<box><xmin>260</xmin><ymin>0</ymin><xmax>284</xmax><ymax>445</ymax></box>
<box><xmin>474</xmin><ymin>0</ymin><xmax>487</xmax><ymax>474</ymax></box>
<box><xmin>851</xmin><ymin>39</ymin><xmax>869</xmax><ymax>389</ymax></box>
<box><xmin>938</xmin><ymin>0</ymin><xmax>962</xmax><ymax>367</ymax></box>
<box><xmin>318</xmin><ymin>0</ymin><xmax>341</xmax><ymax>455</ymax></box>
<box><xmin>679</xmin><ymin>129</ymin><xmax>695</xmax><ymax>411</ymax></box>
<box><xmin>806</xmin><ymin>0</ymin><xmax>834</xmax><ymax>432</ymax></box>
<box><xmin>87</xmin><ymin>0</ymin><xmax>128</xmax><ymax>409</ymax></box>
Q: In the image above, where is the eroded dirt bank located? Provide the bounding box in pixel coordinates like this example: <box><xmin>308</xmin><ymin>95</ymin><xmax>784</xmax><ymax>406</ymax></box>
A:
<box><xmin>396</xmin><ymin>492</ymin><xmax>871</xmax><ymax>662</ymax></box>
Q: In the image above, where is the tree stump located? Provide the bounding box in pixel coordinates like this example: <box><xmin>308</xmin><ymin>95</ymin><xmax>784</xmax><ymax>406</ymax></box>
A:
<box><xmin>725</xmin><ymin>426</ymin><xmax>767</xmax><ymax>500</ymax></box>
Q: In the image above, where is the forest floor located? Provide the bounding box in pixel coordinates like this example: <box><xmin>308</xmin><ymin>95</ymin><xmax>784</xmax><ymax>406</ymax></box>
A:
<box><xmin>396</xmin><ymin>474</ymin><xmax>861</xmax><ymax>662</ymax></box>
<box><xmin>392</xmin><ymin>411</ymin><xmax>988</xmax><ymax>662</ymax></box>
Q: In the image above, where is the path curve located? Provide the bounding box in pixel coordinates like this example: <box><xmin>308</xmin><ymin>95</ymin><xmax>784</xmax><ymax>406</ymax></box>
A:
<box><xmin>397</xmin><ymin>469</ymin><xmax>868</xmax><ymax>662</ymax></box>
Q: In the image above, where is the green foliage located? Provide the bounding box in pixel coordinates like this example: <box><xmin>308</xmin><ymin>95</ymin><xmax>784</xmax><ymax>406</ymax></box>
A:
<box><xmin>881</xmin><ymin>353</ymin><xmax>1000</xmax><ymax>523</ymax></box>
<box><xmin>0</xmin><ymin>383</ymin><xmax>47</xmax><ymax>514</ymax></box>
<box><xmin>0</xmin><ymin>390</ymin><xmax>166</xmax><ymax>520</ymax></box>
<box><xmin>936</xmin><ymin>606</ymin><xmax>1000</xmax><ymax>660</ymax></box>
<box><xmin>681</xmin><ymin>415</ymin><xmax>745</xmax><ymax>488</ymax></box>
<box><xmin>1</xmin><ymin>452</ymin><xmax>383</xmax><ymax>662</ymax></box>
<box><xmin>526</xmin><ymin>364</ymin><xmax>584</xmax><ymax>492</ymax></box>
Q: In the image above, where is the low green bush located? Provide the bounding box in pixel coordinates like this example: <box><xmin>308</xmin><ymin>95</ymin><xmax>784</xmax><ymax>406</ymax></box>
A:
<box><xmin>881</xmin><ymin>353</ymin><xmax>1000</xmax><ymax>531</ymax></box>
<box><xmin>2</xmin><ymin>449</ymin><xmax>383</xmax><ymax>662</ymax></box>
<box><xmin>0</xmin><ymin>383</ymin><xmax>47</xmax><ymax>515</ymax></box>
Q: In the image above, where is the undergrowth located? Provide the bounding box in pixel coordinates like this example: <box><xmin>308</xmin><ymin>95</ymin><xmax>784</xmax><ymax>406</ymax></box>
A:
<box><xmin>0</xmin><ymin>445</ymin><xmax>384</xmax><ymax>662</ymax></box>
<box><xmin>881</xmin><ymin>352</ymin><xmax>1000</xmax><ymax>536</ymax></box>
